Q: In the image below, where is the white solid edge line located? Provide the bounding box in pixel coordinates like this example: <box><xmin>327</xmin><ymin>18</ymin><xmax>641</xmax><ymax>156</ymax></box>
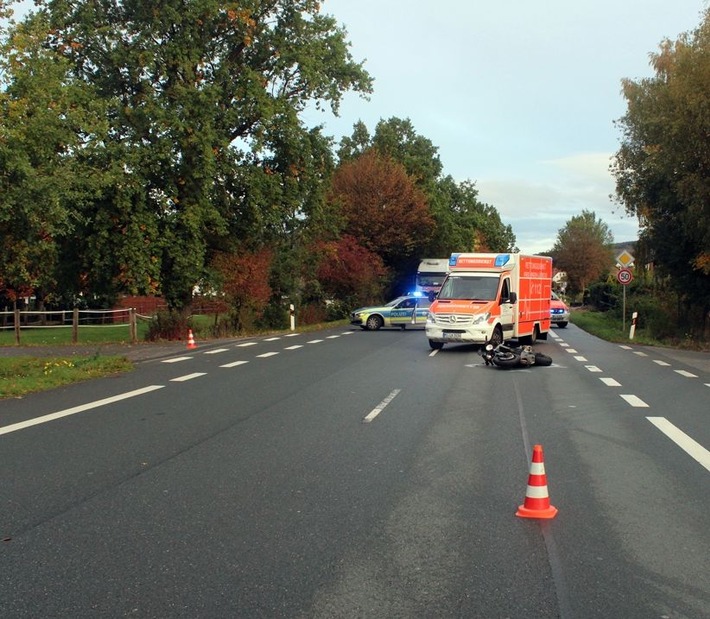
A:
<box><xmin>647</xmin><ymin>417</ymin><xmax>710</xmax><ymax>473</ymax></box>
<box><xmin>363</xmin><ymin>389</ymin><xmax>401</xmax><ymax>424</ymax></box>
<box><xmin>0</xmin><ymin>385</ymin><xmax>165</xmax><ymax>436</ymax></box>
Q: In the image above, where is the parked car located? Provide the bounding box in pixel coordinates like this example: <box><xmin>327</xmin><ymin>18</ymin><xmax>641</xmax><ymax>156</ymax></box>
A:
<box><xmin>350</xmin><ymin>294</ymin><xmax>432</xmax><ymax>330</ymax></box>
<box><xmin>550</xmin><ymin>291</ymin><xmax>570</xmax><ymax>327</ymax></box>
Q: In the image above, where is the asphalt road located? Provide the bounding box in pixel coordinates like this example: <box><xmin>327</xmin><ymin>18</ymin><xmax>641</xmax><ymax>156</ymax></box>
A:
<box><xmin>1</xmin><ymin>325</ymin><xmax>708</xmax><ymax>618</ymax></box>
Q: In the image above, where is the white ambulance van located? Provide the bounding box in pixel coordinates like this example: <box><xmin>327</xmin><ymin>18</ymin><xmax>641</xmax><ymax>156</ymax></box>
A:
<box><xmin>425</xmin><ymin>252</ymin><xmax>552</xmax><ymax>349</ymax></box>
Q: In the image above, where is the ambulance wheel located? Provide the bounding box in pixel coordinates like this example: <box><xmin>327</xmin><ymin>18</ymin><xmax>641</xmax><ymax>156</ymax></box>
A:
<box><xmin>489</xmin><ymin>326</ymin><xmax>503</xmax><ymax>348</ymax></box>
<box><xmin>429</xmin><ymin>340</ymin><xmax>444</xmax><ymax>350</ymax></box>
<box><xmin>365</xmin><ymin>315</ymin><xmax>383</xmax><ymax>330</ymax></box>
<box><xmin>534</xmin><ymin>352</ymin><xmax>553</xmax><ymax>366</ymax></box>
<box><xmin>519</xmin><ymin>325</ymin><xmax>539</xmax><ymax>345</ymax></box>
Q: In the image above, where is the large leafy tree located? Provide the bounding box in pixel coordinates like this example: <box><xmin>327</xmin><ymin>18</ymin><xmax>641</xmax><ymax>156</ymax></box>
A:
<box><xmin>0</xmin><ymin>12</ymin><xmax>109</xmax><ymax>306</ymax></box>
<box><xmin>612</xmin><ymin>9</ymin><xmax>710</xmax><ymax>330</ymax></box>
<box><xmin>31</xmin><ymin>0</ymin><xmax>371</xmax><ymax>310</ymax></box>
<box><xmin>552</xmin><ymin>210</ymin><xmax>614</xmax><ymax>296</ymax></box>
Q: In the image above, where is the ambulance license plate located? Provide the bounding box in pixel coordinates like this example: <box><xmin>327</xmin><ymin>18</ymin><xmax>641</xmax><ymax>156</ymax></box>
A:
<box><xmin>443</xmin><ymin>332</ymin><xmax>463</xmax><ymax>340</ymax></box>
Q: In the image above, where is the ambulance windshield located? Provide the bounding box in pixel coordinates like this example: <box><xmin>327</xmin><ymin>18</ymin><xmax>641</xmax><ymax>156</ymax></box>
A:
<box><xmin>438</xmin><ymin>275</ymin><xmax>499</xmax><ymax>301</ymax></box>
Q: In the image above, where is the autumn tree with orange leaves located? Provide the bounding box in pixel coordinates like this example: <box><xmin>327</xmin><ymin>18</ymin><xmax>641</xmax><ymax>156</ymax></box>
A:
<box><xmin>330</xmin><ymin>150</ymin><xmax>434</xmax><ymax>278</ymax></box>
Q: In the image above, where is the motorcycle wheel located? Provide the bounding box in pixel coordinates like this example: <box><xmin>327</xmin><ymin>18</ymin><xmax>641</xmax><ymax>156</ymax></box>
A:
<box><xmin>492</xmin><ymin>352</ymin><xmax>520</xmax><ymax>369</ymax></box>
<box><xmin>534</xmin><ymin>352</ymin><xmax>553</xmax><ymax>366</ymax></box>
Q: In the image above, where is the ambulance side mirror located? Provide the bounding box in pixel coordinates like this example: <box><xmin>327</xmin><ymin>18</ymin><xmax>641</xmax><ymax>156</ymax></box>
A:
<box><xmin>502</xmin><ymin>292</ymin><xmax>517</xmax><ymax>304</ymax></box>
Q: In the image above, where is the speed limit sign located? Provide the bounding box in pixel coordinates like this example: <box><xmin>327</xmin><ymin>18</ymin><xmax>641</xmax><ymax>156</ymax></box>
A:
<box><xmin>617</xmin><ymin>268</ymin><xmax>633</xmax><ymax>285</ymax></box>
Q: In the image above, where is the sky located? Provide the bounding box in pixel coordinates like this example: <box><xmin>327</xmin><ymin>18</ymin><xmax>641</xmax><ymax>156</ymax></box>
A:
<box><xmin>304</xmin><ymin>0</ymin><xmax>709</xmax><ymax>254</ymax></box>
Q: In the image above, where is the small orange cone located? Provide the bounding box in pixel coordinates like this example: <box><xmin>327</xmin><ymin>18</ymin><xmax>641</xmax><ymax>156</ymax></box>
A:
<box><xmin>516</xmin><ymin>444</ymin><xmax>558</xmax><ymax>519</ymax></box>
<box><xmin>187</xmin><ymin>329</ymin><xmax>197</xmax><ymax>349</ymax></box>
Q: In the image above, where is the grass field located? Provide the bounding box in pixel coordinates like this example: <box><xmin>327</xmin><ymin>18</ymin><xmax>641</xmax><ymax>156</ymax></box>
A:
<box><xmin>0</xmin><ymin>322</ymin><xmax>151</xmax><ymax>346</ymax></box>
<box><xmin>0</xmin><ymin>355</ymin><xmax>133</xmax><ymax>399</ymax></box>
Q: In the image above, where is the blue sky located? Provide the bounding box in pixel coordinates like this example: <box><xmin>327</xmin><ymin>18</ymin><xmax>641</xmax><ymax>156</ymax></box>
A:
<box><xmin>306</xmin><ymin>0</ymin><xmax>709</xmax><ymax>253</ymax></box>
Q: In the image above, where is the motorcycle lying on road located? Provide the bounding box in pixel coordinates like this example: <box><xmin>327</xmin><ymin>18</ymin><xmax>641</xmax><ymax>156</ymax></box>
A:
<box><xmin>481</xmin><ymin>342</ymin><xmax>553</xmax><ymax>369</ymax></box>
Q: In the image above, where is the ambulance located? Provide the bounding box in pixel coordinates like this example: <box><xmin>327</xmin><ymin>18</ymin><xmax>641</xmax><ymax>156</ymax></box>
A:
<box><xmin>425</xmin><ymin>252</ymin><xmax>552</xmax><ymax>350</ymax></box>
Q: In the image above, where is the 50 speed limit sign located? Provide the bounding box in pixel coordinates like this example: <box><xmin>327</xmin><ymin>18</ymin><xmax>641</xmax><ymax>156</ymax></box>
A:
<box><xmin>617</xmin><ymin>268</ymin><xmax>633</xmax><ymax>285</ymax></box>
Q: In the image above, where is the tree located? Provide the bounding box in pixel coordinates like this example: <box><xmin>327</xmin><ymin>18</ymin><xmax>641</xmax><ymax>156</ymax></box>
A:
<box><xmin>314</xmin><ymin>234</ymin><xmax>388</xmax><ymax>305</ymax></box>
<box><xmin>211</xmin><ymin>246</ymin><xmax>273</xmax><ymax>332</ymax></box>
<box><xmin>0</xmin><ymin>12</ymin><xmax>109</xmax><ymax>306</ymax></box>
<box><xmin>329</xmin><ymin>150</ymin><xmax>434</xmax><ymax>275</ymax></box>
<box><xmin>337</xmin><ymin>117</ymin><xmax>516</xmax><ymax>268</ymax></box>
<box><xmin>552</xmin><ymin>210</ymin><xmax>614</xmax><ymax>297</ymax></box>
<box><xmin>612</xmin><ymin>9</ymin><xmax>710</xmax><ymax>333</ymax></box>
<box><xmin>32</xmin><ymin>0</ymin><xmax>371</xmax><ymax>310</ymax></box>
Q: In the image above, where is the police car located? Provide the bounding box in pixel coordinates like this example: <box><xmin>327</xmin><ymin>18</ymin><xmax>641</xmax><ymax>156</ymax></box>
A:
<box><xmin>550</xmin><ymin>291</ymin><xmax>570</xmax><ymax>327</ymax></box>
<box><xmin>350</xmin><ymin>293</ymin><xmax>432</xmax><ymax>330</ymax></box>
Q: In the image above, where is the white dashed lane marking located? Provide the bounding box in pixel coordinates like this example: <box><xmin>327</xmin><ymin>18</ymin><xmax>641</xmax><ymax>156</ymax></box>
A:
<box><xmin>162</xmin><ymin>357</ymin><xmax>193</xmax><ymax>363</ymax></box>
<box><xmin>256</xmin><ymin>352</ymin><xmax>279</xmax><ymax>358</ymax></box>
<box><xmin>600</xmin><ymin>378</ymin><xmax>621</xmax><ymax>387</ymax></box>
<box><xmin>170</xmin><ymin>373</ymin><xmax>206</xmax><ymax>382</ymax></box>
<box><xmin>620</xmin><ymin>394</ymin><xmax>649</xmax><ymax>407</ymax></box>
<box><xmin>204</xmin><ymin>348</ymin><xmax>229</xmax><ymax>354</ymax></box>
<box><xmin>220</xmin><ymin>360</ymin><xmax>249</xmax><ymax>368</ymax></box>
<box><xmin>363</xmin><ymin>389</ymin><xmax>401</xmax><ymax>424</ymax></box>
<box><xmin>653</xmin><ymin>360</ymin><xmax>671</xmax><ymax>367</ymax></box>
<box><xmin>674</xmin><ymin>370</ymin><xmax>697</xmax><ymax>378</ymax></box>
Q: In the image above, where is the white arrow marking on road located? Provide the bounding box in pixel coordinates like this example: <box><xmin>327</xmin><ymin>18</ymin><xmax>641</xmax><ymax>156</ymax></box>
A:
<box><xmin>647</xmin><ymin>417</ymin><xmax>710</xmax><ymax>473</ymax></box>
<box><xmin>0</xmin><ymin>386</ymin><xmax>165</xmax><ymax>436</ymax></box>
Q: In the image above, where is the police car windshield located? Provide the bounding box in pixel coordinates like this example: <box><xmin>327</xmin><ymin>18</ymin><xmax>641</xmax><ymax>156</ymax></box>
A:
<box><xmin>385</xmin><ymin>297</ymin><xmax>409</xmax><ymax>307</ymax></box>
<box><xmin>438</xmin><ymin>276</ymin><xmax>498</xmax><ymax>301</ymax></box>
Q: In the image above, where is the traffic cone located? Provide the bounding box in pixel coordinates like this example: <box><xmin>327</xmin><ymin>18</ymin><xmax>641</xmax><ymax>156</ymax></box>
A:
<box><xmin>516</xmin><ymin>444</ymin><xmax>558</xmax><ymax>519</ymax></box>
<box><xmin>187</xmin><ymin>329</ymin><xmax>197</xmax><ymax>349</ymax></box>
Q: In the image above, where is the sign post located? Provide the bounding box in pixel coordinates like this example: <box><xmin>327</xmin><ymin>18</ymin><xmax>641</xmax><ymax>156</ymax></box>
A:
<box><xmin>616</xmin><ymin>251</ymin><xmax>635</xmax><ymax>334</ymax></box>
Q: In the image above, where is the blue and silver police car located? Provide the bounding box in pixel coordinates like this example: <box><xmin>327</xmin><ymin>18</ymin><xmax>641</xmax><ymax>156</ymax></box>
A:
<box><xmin>350</xmin><ymin>293</ymin><xmax>432</xmax><ymax>330</ymax></box>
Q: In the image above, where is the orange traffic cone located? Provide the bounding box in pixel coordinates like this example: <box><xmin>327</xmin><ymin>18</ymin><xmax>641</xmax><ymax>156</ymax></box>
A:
<box><xmin>516</xmin><ymin>444</ymin><xmax>558</xmax><ymax>519</ymax></box>
<box><xmin>187</xmin><ymin>329</ymin><xmax>197</xmax><ymax>349</ymax></box>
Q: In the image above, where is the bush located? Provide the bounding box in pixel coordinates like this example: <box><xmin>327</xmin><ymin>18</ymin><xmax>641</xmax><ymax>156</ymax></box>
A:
<box><xmin>146</xmin><ymin>310</ymin><xmax>191</xmax><ymax>341</ymax></box>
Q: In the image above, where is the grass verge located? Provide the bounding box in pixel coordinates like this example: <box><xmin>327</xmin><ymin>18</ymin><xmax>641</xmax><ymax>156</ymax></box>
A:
<box><xmin>0</xmin><ymin>355</ymin><xmax>133</xmax><ymax>400</ymax></box>
<box><xmin>570</xmin><ymin>308</ymin><xmax>708</xmax><ymax>350</ymax></box>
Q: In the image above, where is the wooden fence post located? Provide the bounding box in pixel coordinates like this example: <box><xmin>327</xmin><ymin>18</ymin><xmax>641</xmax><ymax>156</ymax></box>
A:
<box><xmin>72</xmin><ymin>308</ymin><xmax>79</xmax><ymax>343</ymax></box>
<box><xmin>129</xmin><ymin>308</ymin><xmax>137</xmax><ymax>344</ymax></box>
<box><xmin>14</xmin><ymin>308</ymin><xmax>20</xmax><ymax>345</ymax></box>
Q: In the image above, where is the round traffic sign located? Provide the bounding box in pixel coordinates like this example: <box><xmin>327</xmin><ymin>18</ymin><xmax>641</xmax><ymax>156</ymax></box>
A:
<box><xmin>617</xmin><ymin>268</ymin><xmax>633</xmax><ymax>285</ymax></box>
